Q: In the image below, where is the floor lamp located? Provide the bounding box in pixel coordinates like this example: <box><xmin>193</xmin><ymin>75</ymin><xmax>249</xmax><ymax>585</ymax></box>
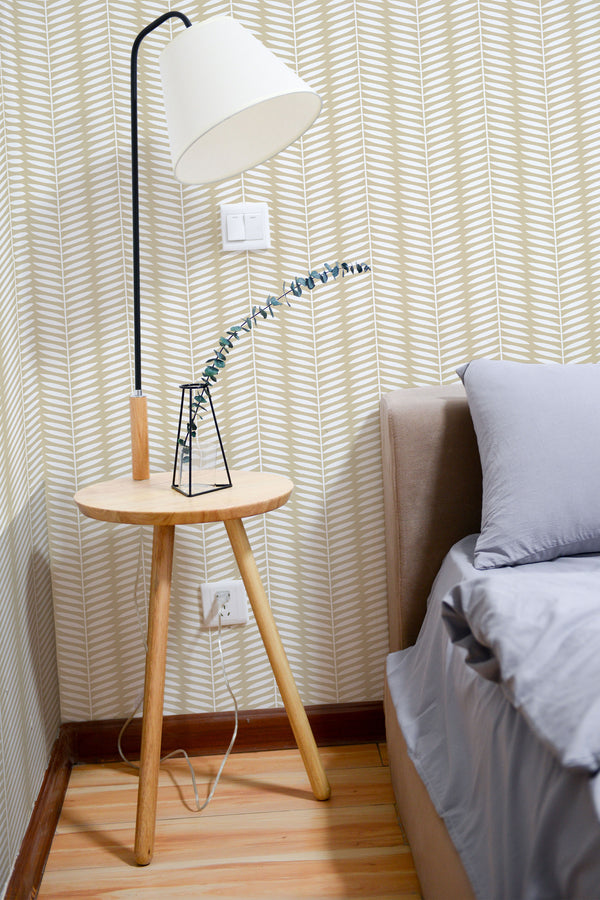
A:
<box><xmin>129</xmin><ymin>11</ymin><xmax>322</xmax><ymax>481</ymax></box>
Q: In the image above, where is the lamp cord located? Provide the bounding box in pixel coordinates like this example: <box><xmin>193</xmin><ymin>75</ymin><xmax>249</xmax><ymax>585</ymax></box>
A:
<box><xmin>118</xmin><ymin>535</ymin><xmax>239</xmax><ymax>812</ymax></box>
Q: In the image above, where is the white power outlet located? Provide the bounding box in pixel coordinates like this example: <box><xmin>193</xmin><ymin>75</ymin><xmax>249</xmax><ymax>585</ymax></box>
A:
<box><xmin>201</xmin><ymin>580</ymin><xmax>249</xmax><ymax>627</ymax></box>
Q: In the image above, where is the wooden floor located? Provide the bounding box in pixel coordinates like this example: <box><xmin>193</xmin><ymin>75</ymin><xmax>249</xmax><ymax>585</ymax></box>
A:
<box><xmin>38</xmin><ymin>743</ymin><xmax>422</xmax><ymax>899</ymax></box>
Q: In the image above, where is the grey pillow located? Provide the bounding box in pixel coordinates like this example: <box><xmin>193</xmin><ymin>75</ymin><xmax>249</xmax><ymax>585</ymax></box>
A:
<box><xmin>457</xmin><ymin>359</ymin><xmax>600</xmax><ymax>569</ymax></box>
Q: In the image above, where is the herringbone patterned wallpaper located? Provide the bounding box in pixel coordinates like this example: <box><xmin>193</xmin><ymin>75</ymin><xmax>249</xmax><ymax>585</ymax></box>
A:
<box><xmin>3</xmin><ymin>0</ymin><xmax>600</xmax><ymax>728</ymax></box>
<box><xmin>0</xmin><ymin>3</ymin><xmax>61</xmax><ymax>886</ymax></box>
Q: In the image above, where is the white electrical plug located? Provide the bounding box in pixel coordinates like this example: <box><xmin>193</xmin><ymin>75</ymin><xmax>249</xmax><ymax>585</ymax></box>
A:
<box><xmin>201</xmin><ymin>580</ymin><xmax>249</xmax><ymax>627</ymax></box>
<box><xmin>215</xmin><ymin>589</ymin><xmax>231</xmax><ymax>622</ymax></box>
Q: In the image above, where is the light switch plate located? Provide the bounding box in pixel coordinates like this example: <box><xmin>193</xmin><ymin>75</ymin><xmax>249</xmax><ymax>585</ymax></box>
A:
<box><xmin>220</xmin><ymin>202</ymin><xmax>270</xmax><ymax>251</ymax></box>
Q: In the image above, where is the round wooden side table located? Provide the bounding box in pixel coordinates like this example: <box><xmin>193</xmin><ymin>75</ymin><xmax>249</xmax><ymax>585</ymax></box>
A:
<box><xmin>74</xmin><ymin>469</ymin><xmax>331</xmax><ymax>865</ymax></box>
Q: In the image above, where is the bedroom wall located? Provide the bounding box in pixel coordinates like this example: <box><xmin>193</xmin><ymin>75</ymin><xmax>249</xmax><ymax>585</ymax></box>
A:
<box><xmin>2</xmin><ymin>0</ymin><xmax>599</xmax><ymax>731</ymax></box>
<box><xmin>0</xmin><ymin>24</ymin><xmax>61</xmax><ymax>893</ymax></box>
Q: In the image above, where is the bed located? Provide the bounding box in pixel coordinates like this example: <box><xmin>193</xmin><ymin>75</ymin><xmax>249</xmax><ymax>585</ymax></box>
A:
<box><xmin>380</xmin><ymin>362</ymin><xmax>600</xmax><ymax>900</ymax></box>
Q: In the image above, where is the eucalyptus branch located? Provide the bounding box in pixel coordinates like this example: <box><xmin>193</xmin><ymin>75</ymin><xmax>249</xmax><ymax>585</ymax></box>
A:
<box><xmin>180</xmin><ymin>260</ymin><xmax>371</xmax><ymax>445</ymax></box>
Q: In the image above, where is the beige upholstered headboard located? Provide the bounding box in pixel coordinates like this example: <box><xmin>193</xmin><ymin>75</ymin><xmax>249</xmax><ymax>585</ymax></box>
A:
<box><xmin>380</xmin><ymin>384</ymin><xmax>482</xmax><ymax>652</ymax></box>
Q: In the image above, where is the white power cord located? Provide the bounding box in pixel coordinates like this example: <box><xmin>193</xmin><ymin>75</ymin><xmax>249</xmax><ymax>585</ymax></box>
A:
<box><xmin>119</xmin><ymin>555</ymin><xmax>239</xmax><ymax>811</ymax></box>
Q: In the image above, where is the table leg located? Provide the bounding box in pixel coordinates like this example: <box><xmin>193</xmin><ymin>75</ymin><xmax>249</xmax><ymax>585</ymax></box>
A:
<box><xmin>134</xmin><ymin>523</ymin><xmax>175</xmax><ymax>865</ymax></box>
<box><xmin>224</xmin><ymin>517</ymin><xmax>331</xmax><ymax>801</ymax></box>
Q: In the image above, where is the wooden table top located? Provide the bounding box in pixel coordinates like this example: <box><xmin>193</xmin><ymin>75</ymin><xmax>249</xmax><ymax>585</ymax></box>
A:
<box><xmin>74</xmin><ymin>470</ymin><xmax>294</xmax><ymax>526</ymax></box>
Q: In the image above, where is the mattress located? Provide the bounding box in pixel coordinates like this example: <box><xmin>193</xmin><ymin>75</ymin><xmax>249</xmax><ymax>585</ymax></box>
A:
<box><xmin>386</xmin><ymin>535</ymin><xmax>600</xmax><ymax>900</ymax></box>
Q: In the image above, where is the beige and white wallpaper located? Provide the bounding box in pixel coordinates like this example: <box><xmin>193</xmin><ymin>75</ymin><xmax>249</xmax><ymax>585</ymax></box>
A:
<box><xmin>1</xmin><ymin>0</ymin><xmax>600</xmax><ymax>885</ymax></box>
<box><xmin>4</xmin><ymin>0</ymin><xmax>600</xmax><ymax>733</ymax></box>
<box><xmin>0</xmin><ymin>9</ymin><xmax>61</xmax><ymax>886</ymax></box>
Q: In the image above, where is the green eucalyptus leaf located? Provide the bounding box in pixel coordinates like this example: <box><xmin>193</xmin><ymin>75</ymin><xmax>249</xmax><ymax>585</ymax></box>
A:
<box><xmin>189</xmin><ymin>258</ymin><xmax>370</xmax><ymax>395</ymax></box>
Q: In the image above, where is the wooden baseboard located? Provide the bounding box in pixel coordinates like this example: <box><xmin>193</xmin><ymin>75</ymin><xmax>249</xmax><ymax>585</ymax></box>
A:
<box><xmin>63</xmin><ymin>700</ymin><xmax>385</xmax><ymax>764</ymax></box>
<box><xmin>4</xmin><ymin>727</ymin><xmax>73</xmax><ymax>900</ymax></box>
<box><xmin>6</xmin><ymin>701</ymin><xmax>384</xmax><ymax>900</ymax></box>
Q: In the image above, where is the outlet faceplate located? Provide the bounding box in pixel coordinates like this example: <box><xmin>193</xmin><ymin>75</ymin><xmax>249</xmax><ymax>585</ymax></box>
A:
<box><xmin>201</xmin><ymin>580</ymin><xmax>249</xmax><ymax>627</ymax></box>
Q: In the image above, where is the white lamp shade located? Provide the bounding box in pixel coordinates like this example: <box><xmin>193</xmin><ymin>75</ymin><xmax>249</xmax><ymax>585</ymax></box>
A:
<box><xmin>159</xmin><ymin>16</ymin><xmax>322</xmax><ymax>185</ymax></box>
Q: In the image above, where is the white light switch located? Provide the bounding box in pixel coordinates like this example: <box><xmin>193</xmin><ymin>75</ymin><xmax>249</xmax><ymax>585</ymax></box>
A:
<box><xmin>220</xmin><ymin>202</ymin><xmax>270</xmax><ymax>251</ymax></box>
<box><xmin>244</xmin><ymin>213</ymin><xmax>262</xmax><ymax>240</ymax></box>
<box><xmin>226</xmin><ymin>214</ymin><xmax>245</xmax><ymax>242</ymax></box>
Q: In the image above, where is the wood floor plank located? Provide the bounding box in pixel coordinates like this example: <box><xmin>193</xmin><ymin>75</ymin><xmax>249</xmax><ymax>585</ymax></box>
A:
<box><xmin>38</xmin><ymin>744</ymin><xmax>421</xmax><ymax>900</ymax></box>
<box><xmin>66</xmin><ymin>744</ymin><xmax>384</xmax><ymax>789</ymax></box>
<box><xmin>56</xmin><ymin>768</ymin><xmax>396</xmax><ymax>833</ymax></box>
<box><xmin>39</xmin><ymin>853</ymin><xmax>421</xmax><ymax>900</ymax></box>
<box><xmin>45</xmin><ymin>803</ymin><xmax>402</xmax><ymax>868</ymax></box>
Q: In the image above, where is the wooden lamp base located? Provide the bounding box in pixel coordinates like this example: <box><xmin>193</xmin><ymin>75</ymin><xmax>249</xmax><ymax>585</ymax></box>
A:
<box><xmin>130</xmin><ymin>394</ymin><xmax>150</xmax><ymax>480</ymax></box>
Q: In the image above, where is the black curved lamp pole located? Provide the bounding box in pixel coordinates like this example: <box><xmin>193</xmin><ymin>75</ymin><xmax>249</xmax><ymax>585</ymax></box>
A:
<box><xmin>129</xmin><ymin>11</ymin><xmax>191</xmax><ymax>479</ymax></box>
<box><xmin>131</xmin><ymin>10</ymin><xmax>191</xmax><ymax>395</ymax></box>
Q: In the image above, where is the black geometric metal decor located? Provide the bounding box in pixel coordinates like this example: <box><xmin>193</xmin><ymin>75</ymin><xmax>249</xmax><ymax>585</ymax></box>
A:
<box><xmin>172</xmin><ymin>383</ymin><xmax>232</xmax><ymax>497</ymax></box>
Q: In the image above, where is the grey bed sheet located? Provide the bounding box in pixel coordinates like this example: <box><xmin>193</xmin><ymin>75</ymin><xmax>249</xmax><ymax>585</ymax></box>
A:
<box><xmin>386</xmin><ymin>536</ymin><xmax>600</xmax><ymax>900</ymax></box>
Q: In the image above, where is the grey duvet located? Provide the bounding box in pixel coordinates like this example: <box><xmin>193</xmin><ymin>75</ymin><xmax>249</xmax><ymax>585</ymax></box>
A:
<box><xmin>386</xmin><ymin>535</ymin><xmax>600</xmax><ymax>900</ymax></box>
<box><xmin>442</xmin><ymin>553</ymin><xmax>600</xmax><ymax>776</ymax></box>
